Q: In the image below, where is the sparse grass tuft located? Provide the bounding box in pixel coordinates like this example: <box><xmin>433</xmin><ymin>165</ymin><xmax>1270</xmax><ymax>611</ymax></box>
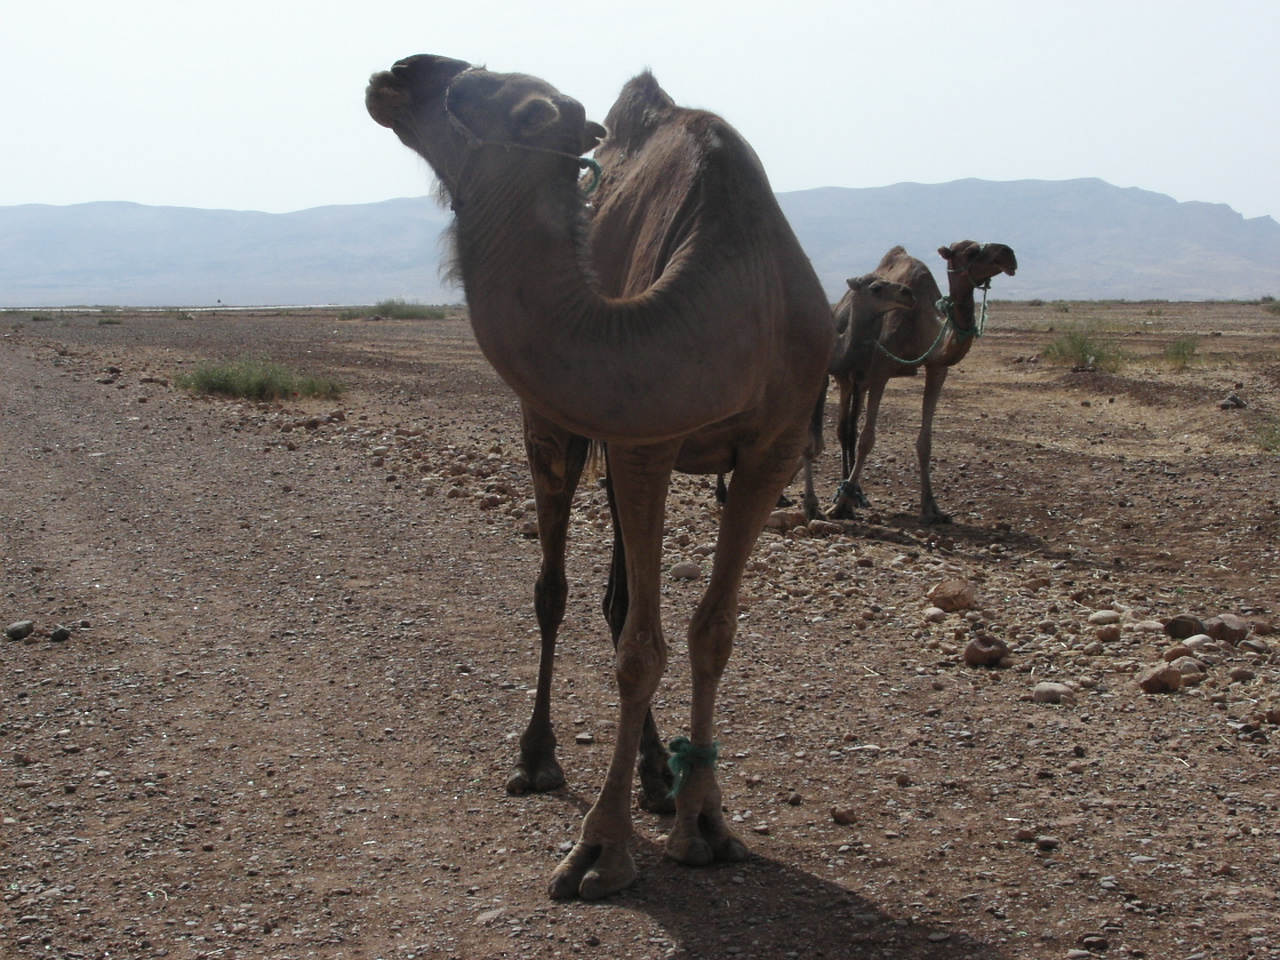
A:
<box><xmin>175</xmin><ymin>357</ymin><xmax>343</xmax><ymax>401</ymax></box>
<box><xmin>1041</xmin><ymin>327</ymin><xmax>1126</xmax><ymax>372</ymax></box>
<box><xmin>338</xmin><ymin>299</ymin><xmax>450</xmax><ymax>321</ymax></box>
<box><xmin>30</xmin><ymin>313</ymin><xmax>55</xmax><ymax>322</ymax></box>
<box><xmin>97</xmin><ymin>317</ymin><xmax>123</xmax><ymax>326</ymax></box>
<box><xmin>1257</xmin><ymin>416</ymin><xmax>1280</xmax><ymax>453</ymax></box>
<box><xmin>1264</xmin><ymin>300</ymin><xmax>1280</xmax><ymax>317</ymax></box>
<box><xmin>1162</xmin><ymin>336</ymin><xmax>1199</xmax><ymax>370</ymax></box>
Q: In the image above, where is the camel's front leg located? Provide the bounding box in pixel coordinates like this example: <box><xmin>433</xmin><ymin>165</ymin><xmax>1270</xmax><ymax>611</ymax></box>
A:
<box><xmin>917</xmin><ymin>364</ymin><xmax>951</xmax><ymax>524</ymax></box>
<box><xmin>550</xmin><ymin>442</ymin><xmax>677</xmax><ymax>900</ymax></box>
<box><xmin>507</xmin><ymin>410</ymin><xmax>589</xmax><ymax>796</ymax></box>
<box><xmin>602</xmin><ymin>471</ymin><xmax>674</xmax><ymax>813</ymax></box>
<box><xmin>831</xmin><ymin>374</ymin><xmax>883</xmax><ymax>519</ymax></box>
<box><xmin>666</xmin><ymin>442</ymin><xmax>799</xmax><ymax>867</ymax></box>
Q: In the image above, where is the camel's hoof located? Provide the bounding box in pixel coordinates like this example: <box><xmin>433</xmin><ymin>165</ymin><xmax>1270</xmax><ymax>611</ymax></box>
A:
<box><xmin>828</xmin><ymin>499</ymin><xmax>855</xmax><ymax>521</ymax></box>
<box><xmin>548</xmin><ymin>841</ymin><xmax>636</xmax><ymax>901</ymax></box>
<box><xmin>505</xmin><ymin>756</ymin><xmax>564</xmax><ymax>795</ymax></box>
<box><xmin>665</xmin><ymin>816</ymin><xmax>748</xmax><ymax>866</ymax></box>
<box><xmin>639</xmin><ymin>791</ymin><xmax>677</xmax><ymax>815</ymax></box>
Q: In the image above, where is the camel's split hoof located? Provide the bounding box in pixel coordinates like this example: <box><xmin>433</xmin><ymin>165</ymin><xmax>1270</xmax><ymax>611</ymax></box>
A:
<box><xmin>549</xmin><ymin>841</ymin><xmax>636</xmax><ymax>901</ymax></box>
<box><xmin>505</xmin><ymin>755</ymin><xmax>565</xmax><ymax>795</ymax></box>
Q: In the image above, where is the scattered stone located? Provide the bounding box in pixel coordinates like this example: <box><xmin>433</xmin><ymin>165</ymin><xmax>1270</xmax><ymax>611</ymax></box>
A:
<box><xmin>923</xmin><ymin>606</ymin><xmax>947</xmax><ymax>623</ymax></box>
<box><xmin>1228</xmin><ymin>667</ymin><xmax>1256</xmax><ymax>683</ymax></box>
<box><xmin>1165</xmin><ymin>614</ymin><xmax>1205</xmax><ymax>640</ymax></box>
<box><xmin>1035</xmin><ymin>835</ymin><xmax>1061</xmax><ymax>851</ymax></box>
<box><xmin>5</xmin><ymin>621</ymin><xmax>35</xmax><ymax>642</ymax></box>
<box><xmin>1240</xmin><ymin>637</ymin><xmax>1271</xmax><ymax>654</ymax></box>
<box><xmin>765</xmin><ymin>509</ymin><xmax>807</xmax><ymax>531</ymax></box>
<box><xmin>1203</xmin><ymin>614</ymin><xmax>1249</xmax><ymax>646</ymax></box>
<box><xmin>1032</xmin><ymin>682</ymin><xmax>1076</xmax><ymax>705</ymax></box>
<box><xmin>1132</xmin><ymin>620</ymin><xmax>1165</xmax><ymax>633</ymax></box>
<box><xmin>830</xmin><ymin>806</ymin><xmax>857</xmax><ymax>824</ymax></box>
<box><xmin>1013</xmin><ymin>827</ymin><xmax>1037</xmax><ymax>842</ymax></box>
<box><xmin>807</xmin><ymin>519</ymin><xmax>843</xmax><ymax>537</ymax></box>
<box><xmin>926</xmin><ymin>579</ymin><xmax>975</xmax><ymax>613</ymax></box>
<box><xmin>1169</xmin><ymin>656</ymin><xmax>1207</xmax><ymax>685</ymax></box>
<box><xmin>1087</xmin><ymin>610</ymin><xmax>1121</xmax><ymax>625</ymax></box>
<box><xmin>787</xmin><ymin>792</ymin><xmax>803</xmax><ymax>806</ymax></box>
<box><xmin>963</xmin><ymin>635</ymin><xmax>1009</xmax><ymax>667</ymax></box>
<box><xmin>49</xmin><ymin>625</ymin><xmax>71</xmax><ymax>643</ymax></box>
<box><xmin>1095</xmin><ymin>624</ymin><xmax>1122</xmax><ymax>644</ymax></box>
<box><xmin>1219</xmin><ymin>393</ymin><xmax>1246</xmax><ymax>409</ymax></box>
<box><xmin>669</xmin><ymin>561</ymin><xmax>702</xmax><ymax>580</ymax></box>
<box><xmin>1136</xmin><ymin>663</ymin><xmax>1183</xmax><ymax>694</ymax></box>
<box><xmin>1163</xmin><ymin>644</ymin><xmax>1193</xmax><ymax>662</ymax></box>
<box><xmin>574</xmin><ymin>732</ymin><xmax>595</xmax><ymax>745</ymax></box>
<box><xmin>475</xmin><ymin>907</ymin><xmax>507</xmax><ymax>925</ymax></box>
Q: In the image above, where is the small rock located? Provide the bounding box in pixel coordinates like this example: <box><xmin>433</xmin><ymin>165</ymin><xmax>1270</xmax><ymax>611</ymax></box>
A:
<box><xmin>765</xmin><ymin>509</ymin><xmax>807</xmax><ymax>531</ymax></box>
<box><xmin>808</xmin><ymin>519</ymin><xmax>843</xmax><ymax>536</ymax></box>
<box><xmin>1203</xmin><ymin>614</ymin><xmax>1249</xmax><ymax>646</ymax></box>
<box><xmin>1165</xmin><ymin>614</ymin><xmax>1205</xmax><ymax>640</ymax></box>
<box><xmin>1035</xmin><ymin>835</ymin><xmax>1060</xmax><ymax>851</ymax></box>
<box><xmin>669</xmin><ymin>561</ymin><xmax>702</xmax><ymax>581</ymax></box>
<box><xmin>926</xmin><ymin>579</ymin><xmax>975</xmax><ymax>613</ymax></box>
<box><xmin>574</xmin><ymin>732</ymin><xmax>595</xmax><ymax>745</ymax></box>
<box><xmin>1087</xmin><ymin>610</ymin><xmax>1121</xmax><ymax>625</ymax></box>
<box><xmin>5</xmin><ymin>621</ymin><xmax>35</xmax><ymax>642</ymax></box>
<box><xmin>963</xmin><ymin>635</ymin><xmax>1009</xmax><ymax>667</ymax></box>
<box><xmin>923</xmin><ymin>606</ymin><xmax>947</xmax><ymax>623</ymax></box>
<box><xmin>787</xmin><ymin>792</ymin><xmax>803</xmax><ymax>806</ymax></box>
<box><xmin>1136</xmin><ymin>663</ymin><xmax>1183</xmax><ymax>694</ymax></box>
<box><xmin>1163</xmin><ymin>644</ymin><xmax>1193</xmax><ymax>662</ymax></box>
<box><xmin>49</xmin><ymin>626</ymin><xmax>71</xmax><ymax>643</ymax></box>
<box><xmin>1169</xmin><ymin>656</ymin><xmax>1207</xmax><ymax>685</ymax></box>
<box><xmin>1228</xmin><ymin>667</ymin><xmax>1255</xmax><ymax>683</ymax></box>
<box><xmin>1132</xmin><ymin>620</ymin><xmax>1166</xmax><ymax>633</ymax></box>
<box><xmin>475</xmin><ymin>907</ymin><xmax>507</xmax><ymax>925</ymax></box>
<box><xmin>1219</xmin><ymin>393</ymin><xmax>1246</xmax><ymax>409</ymax></box>
<box><xmin>830</xmin><ymin>806</ymin><xmax>857</xmax><ymax>824</ymax></box>
<box><xmin>1095</xmin><ymin>624</ymin><xmax>1122</xmax><ymax>643</ymax></box>
<box><xmin>1032</xmin><ymin>682</ymin><xmax>1076</xmax><ymax>705</ymax></box>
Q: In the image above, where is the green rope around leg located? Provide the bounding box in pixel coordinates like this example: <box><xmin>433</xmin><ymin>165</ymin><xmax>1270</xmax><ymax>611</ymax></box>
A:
<box><xmin>667</xmin><ymin>737</ymin><xmax>719</xmax><ymax>798</ymax></box>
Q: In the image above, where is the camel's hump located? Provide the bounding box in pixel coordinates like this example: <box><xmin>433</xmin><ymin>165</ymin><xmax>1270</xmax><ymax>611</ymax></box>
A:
<box><xmin>601</xmin><ymin>71</ymin><xmax>678</xmax><ymax>151</ymax></box>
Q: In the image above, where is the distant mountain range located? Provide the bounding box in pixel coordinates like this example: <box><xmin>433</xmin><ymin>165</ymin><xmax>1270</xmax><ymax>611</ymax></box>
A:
<box><xmin>3</xmin><ymin>178</ymin><xmax>1278</xmax><ymax>307</ymax></box>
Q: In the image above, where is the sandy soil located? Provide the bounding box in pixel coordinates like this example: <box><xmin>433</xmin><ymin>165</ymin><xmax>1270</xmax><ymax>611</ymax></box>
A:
<box><xmin>2</xmin><ymin>300</ymin><xmax>1279</xmax><ymax>960</ymax></box>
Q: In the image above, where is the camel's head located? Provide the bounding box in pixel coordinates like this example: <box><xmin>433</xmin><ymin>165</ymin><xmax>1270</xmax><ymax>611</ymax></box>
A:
<box><xmin>938</xmin><ymin>241</ymin><xmax>1018</xmax><ymax>285</ymax></box>
<box><xmin>846</xmin><ymin>274</ymin><xmax>916</xmax><ymax>313</ymax></box>
<box><xmin>366</xmin><ymin>55</ymin><xmax>606</xmax><ymax>199</ymax></box>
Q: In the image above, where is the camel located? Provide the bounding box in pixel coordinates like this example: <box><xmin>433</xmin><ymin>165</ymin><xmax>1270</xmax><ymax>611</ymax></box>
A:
<box><xmin>828</xmin><ymin>241</ymin><xmax>1017</xmax><ymax>524</ymax></box>
<box><xmin>366</xmin><ymin>57</ymin><xmax>833</xmax><ymax>900</ymax></box>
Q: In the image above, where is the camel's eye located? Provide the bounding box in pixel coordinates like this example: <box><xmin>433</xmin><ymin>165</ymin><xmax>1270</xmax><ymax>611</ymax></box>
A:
<box><xmin>513</xmin><ymin>98</ymin><xmax>559</xmax><ymax>136</ymax></box>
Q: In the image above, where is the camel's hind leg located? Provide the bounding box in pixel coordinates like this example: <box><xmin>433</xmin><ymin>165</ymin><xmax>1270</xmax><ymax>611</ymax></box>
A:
<box><xmin>603</xmin><ymin>470</ymin><xmax>674</xmax><ymax>813</ymax></box>
<box><xmin>831</xmin><ymin>374</ymin><xmax>884</xmax><ymax>519</ymax></box>
<box><xmin>664</xmin><ymin>443</ymin><xmax>799</xmax><ymax>868</ymax></box>
<box><xmin>917</xmin><ymin>364</ymin><xmax>952</xmax><ymax>524</ymax></box>
<box><xmin>507</xmin><ymin>410</ymin><xmax>589</xmax><ymax>796</ymax></box>
<box><xmin>551</xmin><ymin>441</ymin><xmax>679</xmax><ymax>900</ymax></box>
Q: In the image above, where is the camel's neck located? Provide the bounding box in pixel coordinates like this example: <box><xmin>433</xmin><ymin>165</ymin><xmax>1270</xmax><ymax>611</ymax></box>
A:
<box><xmin>944</xmin><ymin>272</ymin><xmax>980</xmax><ymax>331</ymax></box>
<box><xmin>447</xmin><ymin>161</ymin><xmax>763</xmax><ymax>442</ymax></box>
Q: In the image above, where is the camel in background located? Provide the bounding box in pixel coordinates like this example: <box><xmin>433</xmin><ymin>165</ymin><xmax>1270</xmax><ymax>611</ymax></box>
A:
<box><xmin>366</xmin><ymin>57</ymin><xmax>832</xmax><ymax>900</ymax></box>
<box><xmin>829</xmin><ymin>241</ymin><xmax>1017</xmax><ymax>523</ymax></box>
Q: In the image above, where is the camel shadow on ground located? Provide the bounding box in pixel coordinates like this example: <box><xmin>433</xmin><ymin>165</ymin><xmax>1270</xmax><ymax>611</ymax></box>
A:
<box><xmin>829</xmin><ymin>513</ymin><xmax>1058</xmax><ymax>571</ymax></box>
<box><xmin>601</xmin><ymin>831</ymin><xmax>1009</xmax><ymax>959</ymax></box>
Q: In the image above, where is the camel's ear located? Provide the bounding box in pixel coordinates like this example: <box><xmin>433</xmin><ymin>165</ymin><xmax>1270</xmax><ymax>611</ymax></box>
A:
<box><xmin>514</xmin><ymin>98</ymin><xmax>561</xmax><ymax>136</ymax></box>
<box><xmin>581</xmin><ymin>121</ymin><xmax>607</xmax><ymax>154</ymax></box>
<box><xmin>937</xmin><ymin>245</ymin><xmax>954</xmax><ymax>262</ymax></box>
<box><xmin>846</xmin><ymin>275</ymin><xmax>869</xmax><ymax>291</ymax></box>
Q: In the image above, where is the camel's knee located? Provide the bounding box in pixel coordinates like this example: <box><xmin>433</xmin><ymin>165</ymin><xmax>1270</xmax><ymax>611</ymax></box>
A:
<box><xmin>615</xmin><ymin>628</ymin><xmax>667</xmax><ymax>701</ymax></box>
<box><xmin>688</xmin><ymin>607</ymin><xmax>736</xmax><ymax>677</ymax></box>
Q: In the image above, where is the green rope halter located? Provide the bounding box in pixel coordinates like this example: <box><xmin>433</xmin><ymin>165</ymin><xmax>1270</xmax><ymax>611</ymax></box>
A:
<box><xmin>667</xmin><ymin>737</ymin><xmax>719</xmax><ymax>798</ymax></box>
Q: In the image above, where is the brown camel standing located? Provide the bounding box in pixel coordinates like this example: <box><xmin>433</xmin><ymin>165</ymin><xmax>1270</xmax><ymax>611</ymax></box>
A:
<box><xmin>366</xmin><ymin>57</ymin><xmax>833</xmax><ymax>900</ymax></box>
<box><xmin>828</xmin><ymin>241</ymin><xmax>1017</xmax><ymax>524</ymax></box>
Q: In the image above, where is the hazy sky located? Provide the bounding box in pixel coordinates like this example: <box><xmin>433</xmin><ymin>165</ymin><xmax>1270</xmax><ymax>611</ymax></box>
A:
<box><xmin>4</xmin><ymin>0</ymin><xmax>1277</xmax><ymax>220</ymax></box>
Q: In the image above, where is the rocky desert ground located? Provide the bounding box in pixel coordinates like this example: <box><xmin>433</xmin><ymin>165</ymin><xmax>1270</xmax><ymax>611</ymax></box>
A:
<box><xmin>2</xmin><ymin>299</ymin><xmax>1279</xmax><ymax>960</ymax></box>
